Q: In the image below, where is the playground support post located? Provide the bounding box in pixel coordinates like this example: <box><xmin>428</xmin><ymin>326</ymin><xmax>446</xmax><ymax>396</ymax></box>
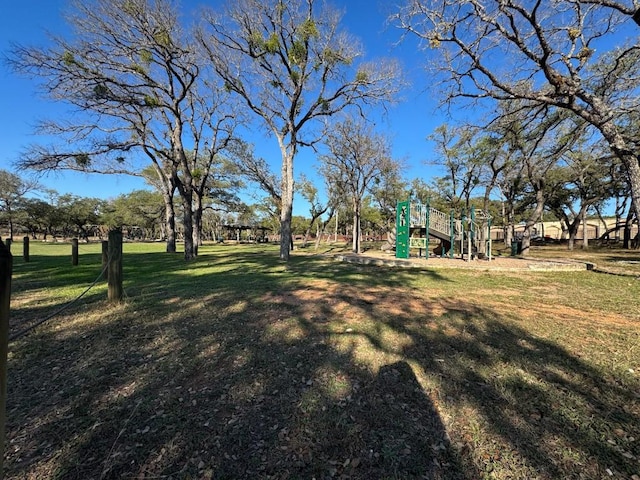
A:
<box><xmin>449</xmin><ymin>211</ymin><xmax>455</xmax><ymax>259</ymax></box>
<box><xmin>488</xmin><ymin>216</ymin><xmax>492</xmax><ymax>261</ymax></box>
<box><xmin>425</xmin><ymin>202</ymin><xmax>430</xmax><ymax>258</ymax></box>
<box><xmin>471</xmin><ymin>207</ymin><xmax>476</xmax><ymax>245</ymax></box>
<box><xmin>461</xmin><ymin>212</ymin><xmax>468</xmax><ymax>262</ymax></box>
<box><xmin>470</xmin><ymin>207</ymin><xmax>476</xmax><ymax>261</ymax></box>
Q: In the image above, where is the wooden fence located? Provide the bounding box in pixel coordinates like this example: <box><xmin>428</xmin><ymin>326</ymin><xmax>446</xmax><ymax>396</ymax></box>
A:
<box><xmin>0</xmin><ymin>240</ymin><xmax>13</xmax><ymax>478</ymax></box>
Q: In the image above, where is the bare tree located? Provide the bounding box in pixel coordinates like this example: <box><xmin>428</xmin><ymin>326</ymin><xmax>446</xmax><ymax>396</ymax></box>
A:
<box><xmin>9</xmin><ymin>0</ymin><xmax>237</xmax><ymax>260</ymax></box>
<box><xmin>194</xmin><ymin>157</ymin><xmax>244</xmax><ymax>248</ymax></box>
<box><xmin>479</xmin><ymin>111</ymin><xmax>542</xmax><ymax>247</ymax></box>
<box><xmin>369</xmin><ymin>167</ymin><xmax>409</xmax><ymax>249</ymax></box>
<box><xmin>429</xmin><ymin>124</ymin><xmax>482</xmax><ymax>216</ymax></box>
<box><xmin>508</xmin><ymin>107</ymin><xmax>585</xmax><ymax>255</ymax></box>
<box><xmin>298</xmin><ymin>175</ymin><xmax>329</xmax><ymax>247</ymax></box>
<box><xmin>227</xmin><ymin>140</ymin><xmax>282</xmax><ymax>210</ymax></box>
<box><xmin>199</xmin><ymin>0</ymin><xmax>401</xmax><ymax>260</ymax></box>
<box><xmin>320</xmin><ymin>117</ymin><xmax>399</xmax><ymax>254</ymax></box>
<box><xmin>394</xmin><ymin>0</ymin><xmax>640</xmax><ymax>225</ymax></box>
<box><xmin>141</xmin><ymin>164</ymin><xmax>178</xmax><ymax>252</ymax></box>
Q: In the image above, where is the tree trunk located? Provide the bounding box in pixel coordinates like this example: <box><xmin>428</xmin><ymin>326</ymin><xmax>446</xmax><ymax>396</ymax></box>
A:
<box><xmin>581</xmin><ymin>208</ymin><xmax>589</xmax><ymax>250</ymax></box>
<box><xmin>316</xmin><ymin>210</ymin><xmax>334</xmax><ymax>251</ymax></box>
<box><xmin>303</xmin><ymin>225</ymin><xmax>311</xmax><ymax>247</ymax></box>
<box><xmin>380</xmin><ymin>224</ymin><xmax>396</xmax><ymax>251</ymax></box>
<box><xmin>180</xmin><ymin>192</ymin><xmax>196</xmax><ymax>261</ymax></box>
<box><xmin>504</xmin><ymin>202</ymin><xmax>515</xmax><ymax>248</ymax></box>
<box><xmin>623</xmin><ymin>223</ymin><xmax>631</xmax><ymax>249</ymax></box>
<box><xmin>623</xmin><ymin>207</ymin><xmax>634</xmax><ymax>249</ymax></box>
<box><xmin>352</xmin><ymin>202</ymin><xmax>361</xmax><ymax>254</ymax></box>
<box><xmin>279</xmin><ymin>151</ymin><xmax>294</xmax><ymax>261</ymax></box>
<box><xmin>564</xmin><ymin>212</ymin><xmax>582</xmax><ymax>251</ymax></box>
<box><xmin>614</xmin><ymin>195</ymin><xmax>627</xmax><ymax>242</ymax></box>
<box><xmin>568</xmin><ymin>228</ymin><xmax>576</xmax><ymax>251</ymax></box>
<box><xmin>313</xmin><ymin>222</ymin><xmax>321</xmax><ymax>251</ymax></box>
<box><xmin>520</xmin><ymin>188</ymin><xmax>545</xmax><ymax>258</ymax></box>
<box><xmin>162</xmin><ymin>191</ymin><xmax>177</xmax><ymax>253</ymax></box>
<box><xmin>192</xmin><ymin>195</ymin><xmax>203</xmax><ymax>257</ymax></box>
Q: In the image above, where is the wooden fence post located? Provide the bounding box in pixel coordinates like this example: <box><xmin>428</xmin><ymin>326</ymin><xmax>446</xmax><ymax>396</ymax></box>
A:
<box><xmin>0</xmin><ymin>241</ymin><xmax>13</xmax><ymax>479</ymax></box>
<box><xmin>108</xmin><ymin>230</ymin><xmax>123</xmax><ymax>302</ymax></box>
<box><xmin>23</xmin><ymin>236</ymin><xmax>30</xmax><ymax>263</ymax></box>
<box><xmin>101</xmin><ymin>241</ymin><xmax>108</xmax><ymax>280</ymax></box>
<box><xmin>71</xmin><ymin>238</ymin><xmax>79</xmax><ymax>266</ymax></box>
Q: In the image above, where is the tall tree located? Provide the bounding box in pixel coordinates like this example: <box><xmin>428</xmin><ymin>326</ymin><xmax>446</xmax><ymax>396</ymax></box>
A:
<box><xmin>189</xmin><ymin>153</ymin><xmax>242</xmax><ymax>254</ymax></box>
<box><xmin>496</xmin><ymin>106</ymin><xmax>584</xmax><ymax>255</ymax></box>
<box><xmin>0</xmin><ymin>170</ymin><xmax>39</xmax><ymax>240</ymax></box>
<box><xmin>395</xmin><ymin>0</ymin><xmax>640</xmax><ymax>227</ymax></box>
<box><xmin>546</xmin><ymin>141</ymin><xmax>617</xmax><ymax>249</ymax></box>
<box><xmin>199</xmin><ymin>0</ymin><xmax>401</xmax><ymax>260</ymax></box>
<box><xmin>10</xmin><ymin>0</ymin><xmax>237</xmax><ymax>260</ymax></box>
<box><xmin>429</xmin><ymin>124</ymin><xmax>482</xmax><ymax>216</ymax></box>
<box><xmin>20</xmin><ymin>198</ymin><xmax>57</xmax><ymax>240</ymax></box>
<box><xmin>104</xmin><ymin>190</ymin><xmax>165</xmax><ymax>240</ymax></box>
<box><xmin>57</xmin><ymin>194</ymin><xmax>105</xmax><ymax>241</ymax></box>
<box><xmin>369</xmin><ymin>168</ymin><xmax>409</xmax><ymax>250</ymax></box>
<box><xmin>320</xmin><ymin>117</ymin><xmax>399</xmax><ymax>254</ymax></box>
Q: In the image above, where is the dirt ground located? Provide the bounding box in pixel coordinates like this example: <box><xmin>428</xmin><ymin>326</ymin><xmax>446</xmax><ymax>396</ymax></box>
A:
<box><xmin>334</xmin><ymin>249</ymin><xmax>589</xmax><ymax>271</ymax></box>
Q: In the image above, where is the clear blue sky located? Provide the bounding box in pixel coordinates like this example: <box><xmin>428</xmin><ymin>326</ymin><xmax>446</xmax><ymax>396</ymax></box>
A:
<box><xmin>0</xmin><ymin>0</ymin><xmax>447</xmax><ymax>214</ymax></box>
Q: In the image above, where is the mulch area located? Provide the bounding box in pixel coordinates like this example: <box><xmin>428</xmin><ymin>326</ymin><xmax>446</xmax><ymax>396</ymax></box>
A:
<box><xmin>334</xmin><ymin>250</ymin><xmax>590</xmax><ymax>272</ymax></box>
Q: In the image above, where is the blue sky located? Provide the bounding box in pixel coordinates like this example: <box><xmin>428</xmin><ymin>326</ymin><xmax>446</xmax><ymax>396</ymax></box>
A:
<box><xmin>0</xmin><ymin>0</ymin><xmax>447</xmax><ymax>215</ymax></box>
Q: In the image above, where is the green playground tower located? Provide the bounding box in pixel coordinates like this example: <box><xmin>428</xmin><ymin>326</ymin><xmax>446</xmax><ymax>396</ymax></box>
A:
<box><xmin>395</xmin><ymin>200</ymin><xmax>458</xmax><ymax>259</ymax></box>
<box><xmin>395</xmin><ymin>201</ymin><xmax>492</xmax><ymax>261</ymax></box>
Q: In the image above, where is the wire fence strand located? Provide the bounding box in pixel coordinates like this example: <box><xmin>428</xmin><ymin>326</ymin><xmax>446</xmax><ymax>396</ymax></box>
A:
<box><xmin>9</xmin><ymin>256</ymin><xmax>111</xmax><ymax>343</ymax></box>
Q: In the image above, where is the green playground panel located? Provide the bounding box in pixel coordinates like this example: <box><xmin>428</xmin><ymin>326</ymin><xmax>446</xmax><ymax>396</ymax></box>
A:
<box><xmin>396</xmin><ymin>200</ymin><xmax>410</xmax><ymax>259</ymax></box>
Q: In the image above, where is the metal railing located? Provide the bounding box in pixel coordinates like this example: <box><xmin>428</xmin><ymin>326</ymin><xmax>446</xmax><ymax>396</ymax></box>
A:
<box><xmin>409</xmin><ymin>203</ymin><xmax>462</xmax><ymax>240</ymax></box>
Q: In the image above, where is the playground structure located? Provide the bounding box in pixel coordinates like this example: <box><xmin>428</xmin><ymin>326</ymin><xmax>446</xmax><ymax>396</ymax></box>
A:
<box><xmin>395</xmin><ymin>200</ymin><xmax>492</xmax><ymax>261</ymax></box>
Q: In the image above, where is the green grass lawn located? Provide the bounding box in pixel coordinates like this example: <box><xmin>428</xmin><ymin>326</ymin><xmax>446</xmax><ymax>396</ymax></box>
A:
<box><xmin>5</xmin><ymin>241</ymin><xmax>640</xmax><ymax>479</ymax></box>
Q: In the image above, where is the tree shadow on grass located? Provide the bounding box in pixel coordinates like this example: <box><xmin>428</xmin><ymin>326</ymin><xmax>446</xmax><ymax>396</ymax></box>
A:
<box><xmin>6</xmin><ymin>302</ymin><xmax>471</xmax><ymax>478</ymax></box>
<box><xmin>372</xmin><ymin>304</ymin><xmax>640</xmax><ymax>478</ymax></box>
<box><xmin>5</xmin><ymin>245</ymin><xmax>639</xmax><ymax>479</ymax></box>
